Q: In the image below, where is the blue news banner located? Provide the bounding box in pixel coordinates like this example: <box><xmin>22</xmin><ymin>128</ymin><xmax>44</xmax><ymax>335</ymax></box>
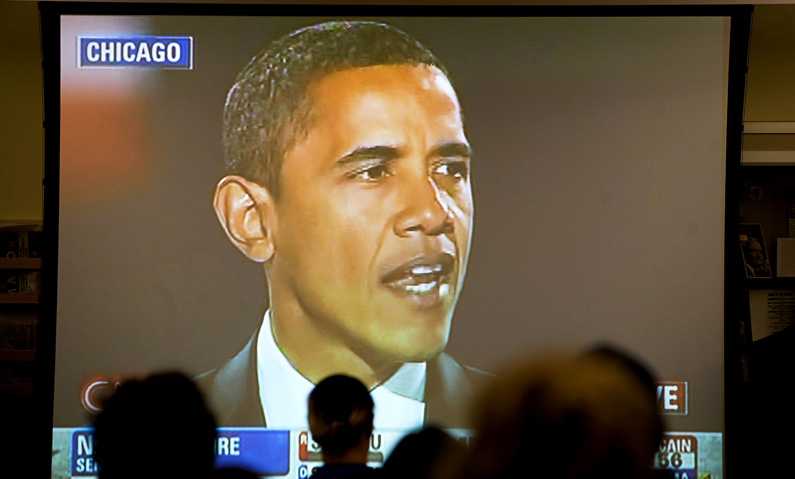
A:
<box><xmin>60</xmin><ymin>427</ymin><xmax>719</xmax><ymax>479</ymax></box>
<box><xmin>78</xmin><ymin>36</ymin><xmax>193</xmax><ymax>69</ymax></box>
<box><xmin>70</xmin><ymin>428</ymin><xmax>289</xmax><ymax>476</ymax></box>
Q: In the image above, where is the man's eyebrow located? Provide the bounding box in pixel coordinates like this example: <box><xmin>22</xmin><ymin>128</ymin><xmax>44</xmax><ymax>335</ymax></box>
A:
<box><xmin>430</xmin><ymin>142</ymin><xmax>472</xmax><ymax>160</ymax></box>
<box><xmin>336</xmin><ymin>146</ymin><xmax>401</xmax><ymax>166</ymax></box>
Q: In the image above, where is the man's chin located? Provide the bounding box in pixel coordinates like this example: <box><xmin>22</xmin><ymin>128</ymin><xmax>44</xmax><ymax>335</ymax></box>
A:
<box><xmin>376</xmin><ymin>340</ymin><xmax>447</xmax><ymax>364</ymax></box>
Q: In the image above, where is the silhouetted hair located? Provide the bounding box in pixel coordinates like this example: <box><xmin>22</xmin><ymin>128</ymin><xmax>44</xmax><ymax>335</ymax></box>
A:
<box><xmin>383</xmin><ymin>426</ymin><xmax>465</xmax><ymax>479</ymax></box>
<box><xmin>223</xmin><ymin>21</ymin><xmax>446</xmax><ymax>198</ymax></box>
<box><xmin>213</xmin><ymin>466</ymin><xmax>260</xmax><ymax>479</ymax></box>
<box><xmin>584</xmin><ymin>343</ymin><xmax>664</xmax><ymax>450</ymax></box>
<box><xmin>93</xmin><ymin>372</ymin><xmax>217</xmax><ymax>479</ymax></box>
<box><xmin>457</xmin><ymin>353</ymin><xmax>662</xmax><ymax>479</ymax></box>
<box><xmin>308</xmin><ymin>374</ymin><xmax>374</xmax><ymax>455</ymax></box>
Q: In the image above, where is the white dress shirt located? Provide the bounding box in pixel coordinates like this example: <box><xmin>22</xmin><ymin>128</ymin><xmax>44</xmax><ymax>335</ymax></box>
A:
<box><xmin>256</xmin><ymin>311</ymin><xmax>426</xmax><ymax>430</ymax></box>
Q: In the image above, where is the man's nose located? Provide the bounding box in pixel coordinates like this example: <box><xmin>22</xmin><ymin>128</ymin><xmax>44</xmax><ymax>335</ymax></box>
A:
<box><xmin>394</xmin><ymin>176</ymin><xmax>454</xmax><ymax>237</ymax></box>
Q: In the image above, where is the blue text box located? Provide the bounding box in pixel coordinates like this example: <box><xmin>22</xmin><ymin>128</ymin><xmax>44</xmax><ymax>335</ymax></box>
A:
<box><xmin>215</xmin><ymin>428</ymin><xmax>290</xmax><ymax>475</ymax></box>
<box><xmin>78</xmin><ymin>36</ymin><xmax>193</xmax><ymax>69</ymax></box>
<box><xmin>71</xmin><ymin>429</ymin><xmax>98</xmax><ymax>476</ymax></box>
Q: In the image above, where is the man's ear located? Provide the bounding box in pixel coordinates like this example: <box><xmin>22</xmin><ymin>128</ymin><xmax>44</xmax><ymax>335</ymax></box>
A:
<box><xmin>214</xmin><ymin>175</ymin><xmax>277</xmax><ymax>263</ymax></box>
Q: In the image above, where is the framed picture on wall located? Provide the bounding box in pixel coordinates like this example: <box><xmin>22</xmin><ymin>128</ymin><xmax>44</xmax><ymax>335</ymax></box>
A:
<box><xmin>741</xmin><ymin>223</ymin><xmax>772</xmax><ymax>278</ymax></box>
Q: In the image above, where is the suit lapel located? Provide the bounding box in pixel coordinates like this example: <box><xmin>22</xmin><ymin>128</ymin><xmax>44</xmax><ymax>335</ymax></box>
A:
<box><xmin>195</xmin><ymin>331</ymin><xmax>266</xmax><ymax>426</ymax></box>
<box><xmin>424</xmin><ymin>353</ymin><xmax>475</xmax><ymax>428</ymax></box>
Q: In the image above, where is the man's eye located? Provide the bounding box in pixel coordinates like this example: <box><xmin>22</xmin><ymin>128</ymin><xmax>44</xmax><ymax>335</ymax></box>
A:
<box><xmin>433</xmin><ymin>160</ymin><xmax>469</xmax><ymax>180</ymax></box>
<box><xmin>347</xmin><ymin>163</ymin><xmax>392</xmax><ymax>181</ymax></box>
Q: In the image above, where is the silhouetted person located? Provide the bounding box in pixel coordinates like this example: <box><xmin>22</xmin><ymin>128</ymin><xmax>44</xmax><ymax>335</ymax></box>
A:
<box><xmin>382</xmin><ymin>426</ymin><xmax>465</xmax><ymax>479</ymax></box>
<box><xmin>93</xmin><ymin>372</ymin><xmax>218</xmax><ymax>479</ymax></box>
<box><xmin>213</xmin><ymin>466</ymin><xmax>261</xmax><ymax>479</ymax></box>
<box><xmin>748</xmin><ymin>325</ymin><xmax>795</xmax><ymax>476</ymax></box>
<box><xmin>454</xmin><ymin>352</ymin><xmax>662</xmax><ymax>479</ymax></box>
<box><xmin>584</xmin><ymin>343</ymin><xmax>664</xmax><ymax>447</ymax></box>
<box><xmin>307</xmin><ymin>375</ymin><xmax>378</xmax><ymax>479</ymax></box>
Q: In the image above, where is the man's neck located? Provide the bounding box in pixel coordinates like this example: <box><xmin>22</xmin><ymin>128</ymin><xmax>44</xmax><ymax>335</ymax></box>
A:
<box><xmin>268</xmin><ymin>301</ymin><xmax>399</xmax><ymax>389</ymax></box>
<box><xmin>255</xmin><ymin>314</ymin><xmax>427</xmax><ymax>430</ymax></box>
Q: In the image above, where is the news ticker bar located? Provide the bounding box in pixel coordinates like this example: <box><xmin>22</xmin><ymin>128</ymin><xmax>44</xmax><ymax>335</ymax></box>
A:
<box><xmin>69</xmin><ymin>428</ymin><xmax>423</xmax><ymax>477</ymax></box>
<box><xmin>77</xmin><ymin>36</ymin><xmax>193</xmax><ymax>69</ymax></box>
<box><xmin>66</xmin><ymin>428</ymin><xmax>715</xmax><ymax>479</ymax></box>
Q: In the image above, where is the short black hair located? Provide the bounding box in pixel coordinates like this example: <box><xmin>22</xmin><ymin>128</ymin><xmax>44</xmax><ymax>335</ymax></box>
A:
<box><xmin>307</xmin><ymin>374</ymin><xmax>374</xmax><ymax>455</ymax></box>
<box><xmin>93</xmin><ymin>372</ymin><xmax>217</xmax><ymax>479</ymax></box>
<box><xmin>222</xmin><ymin>21</ymin><xmax>447</xmax><ymax>198</ymax></box>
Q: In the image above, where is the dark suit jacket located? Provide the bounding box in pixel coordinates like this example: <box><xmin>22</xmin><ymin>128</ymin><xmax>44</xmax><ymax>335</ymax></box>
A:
<box><xmin>195</xmin><ymin>331</ymin><xmax>490</xmax><ymax>429</ymax></box>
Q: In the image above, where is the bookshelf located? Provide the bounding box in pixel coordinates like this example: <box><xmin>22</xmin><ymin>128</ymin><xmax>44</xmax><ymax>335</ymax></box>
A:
<box><xmin>0</xmin><ymin>232</ymin><xmax>42</xmax><ymax>397</ymax></box>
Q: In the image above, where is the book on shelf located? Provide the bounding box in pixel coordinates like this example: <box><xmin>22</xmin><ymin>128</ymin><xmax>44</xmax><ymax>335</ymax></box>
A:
<box><xmin>0</xmin><ymin>231</ymin><xmax>18</xmax><ymax>258</ymax></box>
<box><xmin>0</xmin><ymin>362</ymin><xmax>34</xmax><ymax>386</ymax></box>
<box><xmin>18</xmin><ymin>270</ymin><xmax>40</xmax><ymax>292</ymax></box>
<box><xmin>18</xmin><ymin>230</ymin><xmax>42</xmax><ymax>259</ymax></box>
<box><xmin>0</xmin><ymin>316</ymin><xmax>37</xmax><ymax>386</ymax></box>
<box><xmin>0</xmin><ymin>224</ymin><xmax>43</xmax><ymax>296</ymax></box>
<box><xmin>0</xmin><ymin>271</ymin><xmax>19</xmax><ymax>294</ymax></box>
<box><xmin>0</xmin><ymin>271</ymin><xmax>40</xmax><ymax>293</ymax></box>
<box><xmin>0</xmin><ymin>224</ymin><xmax>42</xmax><ymax>259</ymax></box>
<box><xmin>789</xmin><ymin>196</ymin><xmax>795</xmax><ymax>239</ymax></box>
<box><xmin>0</xmin><ymin>316</ymin><xmax>38</xmax><ymax>350</ymax></box>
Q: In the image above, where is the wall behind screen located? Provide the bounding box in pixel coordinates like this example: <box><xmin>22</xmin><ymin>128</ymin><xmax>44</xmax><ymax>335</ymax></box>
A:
<box><xmin>54</xmin><ymin>15</ymin><xmax>729</xmax><ymax>434</ymax></box>
<box><xmin>0</xmin><ymin>1</ymin><xmax>42</xmax><ymax>221</ymax></box>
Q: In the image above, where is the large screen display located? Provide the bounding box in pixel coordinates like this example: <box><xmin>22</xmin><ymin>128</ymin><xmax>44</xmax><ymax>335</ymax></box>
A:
<box><xmin>41</xmin><ymin>6</ymin><xmax>747</xmax><ymax>479</ymax></box>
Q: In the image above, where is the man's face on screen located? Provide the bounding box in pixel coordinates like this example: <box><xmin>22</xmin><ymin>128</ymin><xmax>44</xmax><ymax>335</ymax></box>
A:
<box><xmin>269</xmin><ymin>64</ymin><xmax>473</xmax><ymax>363</ymax></box>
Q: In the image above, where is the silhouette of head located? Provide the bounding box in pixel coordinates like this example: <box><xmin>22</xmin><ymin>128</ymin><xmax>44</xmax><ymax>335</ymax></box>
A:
<box><xmin>459</xmin><ymin>353</ymin><xmax>662</xmax><ymax>479</ymax></box>
<box><xmin>383</xmin><ymin>426</ymin><xmax>465</xmax><ymax>479</ymax></box>
<box><xmin>307</xmin><ymin>374</ymin><xmax>374</xmax><ymax>458</ymax></box>
<box><xmin>93</xmin><ymin>372</ymin><xmax>217</xmax><ymax>479</ymax></box>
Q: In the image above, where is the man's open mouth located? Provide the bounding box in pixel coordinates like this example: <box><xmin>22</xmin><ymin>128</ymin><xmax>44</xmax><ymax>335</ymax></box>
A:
<box><xmin>381</xmin><ymin>254</ymin><xmax>455</xmax><ymax>302</ymax></box>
